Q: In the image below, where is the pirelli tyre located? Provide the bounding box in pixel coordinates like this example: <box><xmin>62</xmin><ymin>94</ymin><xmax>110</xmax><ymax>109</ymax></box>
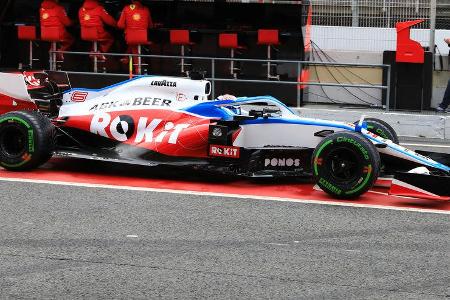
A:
<box><xmin>364</xmin><ymin>118</ymin><xmax>399</xmax><ymax>144</ymax></box>
<box><xmin>312</xmin><ymin>132</ymin><xmax>381</xmax><ymax>199</ymax></box>
<box><xmin>0</xmin><ymin>111</ymin><xmax>55</xmax><ymax>171</ymax></box>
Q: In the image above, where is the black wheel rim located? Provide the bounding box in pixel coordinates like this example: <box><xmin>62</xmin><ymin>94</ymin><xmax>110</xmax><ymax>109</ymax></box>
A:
<box><xmin>325</xmin><ymin>147</ymin><xmax>362</xmax><ymax>184</ymax></box>
<box><xmin>0</xmin><ymin>124</ymin><xmax>28</xmax><ymax>159</ymax></box>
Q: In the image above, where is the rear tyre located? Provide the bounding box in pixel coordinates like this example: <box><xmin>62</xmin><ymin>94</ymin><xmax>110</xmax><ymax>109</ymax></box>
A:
<box><xmin>364</xmin><ymin>118</ymin><xmax>399</xmax><ymax>144</ymax></box>
<box><xmin>312</xmin><ymin>132</ymin><xmax>381</xmax><ymax>199</ymax></box>
<box><xmin>0</xmin><ymin>111</ymin><xmax>55</xmax><ymax>171</ymax></box>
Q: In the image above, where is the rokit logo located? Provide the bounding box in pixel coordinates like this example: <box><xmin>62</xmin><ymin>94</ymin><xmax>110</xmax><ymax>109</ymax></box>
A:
<box><xmin>209</xmin><ymin>145</ymin><xmax>240</xmax><ymax>158</ymax></box>
<box><xmin>90</xmin><ymin>112</ymin><xmax>189</xmax><ymax>144</ymax></box>
<box><xmin>151</xmin><ymin>80</ymin><xmax>177</xmax><ymax>87</ymax></box>
<box><xmin>264</xmin><ymin>158</ymin><xmax>301</xmax><ymax>168</ymax></box>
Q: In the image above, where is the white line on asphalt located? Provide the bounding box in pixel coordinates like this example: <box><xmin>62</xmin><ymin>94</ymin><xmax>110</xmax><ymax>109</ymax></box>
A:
<box><xmin>0</xmin><ymin>177</ymin><xmax>449</xmax><ymax>215</ymax></box>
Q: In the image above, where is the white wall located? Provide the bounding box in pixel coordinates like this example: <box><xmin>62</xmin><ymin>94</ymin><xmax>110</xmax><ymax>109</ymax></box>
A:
<box><xmin>311</xmin><ymin>26</ymin><xmax>450</xmax><ymax>55</ymax></box>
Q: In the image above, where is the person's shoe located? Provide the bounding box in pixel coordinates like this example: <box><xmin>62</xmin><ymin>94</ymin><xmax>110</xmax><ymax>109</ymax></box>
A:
<box><xmin>89</xmin><ymin>52</ymin><xmax>106</xmax><ymax>62</ymax></box>
<box><xmin>97</xmin><ymin>54</ymin><xmax>106</xmax><ymax>62</ymax></box>
<box><xmin>436</xmin><ymin>106</ymin><xmax>447</xmax><ymax>113</ymax></box>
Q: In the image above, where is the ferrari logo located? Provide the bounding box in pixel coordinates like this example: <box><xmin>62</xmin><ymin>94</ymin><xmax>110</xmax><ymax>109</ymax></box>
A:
<box><xmin>42</xmin><ymin>13</ymin><xmax>49</xmax><ymax>20</ymax></box>
<box><xmin>84</xmin><ymin>14</ymin><xmax>90</xmax><ymax>21</ymax></box>
<box><xmin>132</xmin><ymin>13</ymin><xmax>141</xmax><ymax>21</ymax></box>
<box><xmin>130</xmin><ymin>4</ymin><xmax>136</xmax><ymax>10</ymax></box>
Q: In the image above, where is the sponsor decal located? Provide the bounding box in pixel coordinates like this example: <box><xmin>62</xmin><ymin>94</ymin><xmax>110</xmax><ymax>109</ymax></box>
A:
<box><xmin>27</xmin><ymin>129</ymin><xmax>34</xmax><ymax>153</ymax></box>
<box><xmin>209</xmin><ymin>145</ymin><xmax>240</xmax><ymax>159</ymax></box>
<box><xmin>23</xmin><ymin>72</ymin><xmax>41</xmax><ymax>87</ymax></box>
<box><xmin>336</xmin><ymin>137</ymin><xmax>369</xmax><ymax>160</ymax></box>
<box><xmin>319</xmin><ymin>177</ymin><xmax>342</xmax><ymax>195</ymax></box>
<box><xmin>71</xmin><ymin>91</ymin><xmax>88</xmax><ymax>102</ymax></box>
<box><xmin>90</xmin><ymin>112</ymin><xmax>189</xmax><ymax>144</ymax></box>
<box><xmin>90</xmin><ymin>97</ymin><xmax>172</xmax><ymax>111</ymax></box>
<box><xmin>150</xmin><ymin>79</ymin><xmax>177</xmax><ymax>87</ymax></box>
<box><xmin>176</xmin><ymin>93</ymin><xmax>188</xmax><ymax>102</ymax></box>
<box><xmin>264</xmin><ymin>158</ymin><xmax>301</xmax><ymax>168</ymax></box>
<box><xmin>366</xmin><ymin>131</ymin><xmax>380</xmax><ymax>139</ymax></box>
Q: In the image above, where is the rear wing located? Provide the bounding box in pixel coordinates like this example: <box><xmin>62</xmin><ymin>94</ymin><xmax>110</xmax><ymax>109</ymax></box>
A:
<box><xmin>0</xmin><ymin>72</ymin><xmax>32</xmax><ymax>102</ymax></box>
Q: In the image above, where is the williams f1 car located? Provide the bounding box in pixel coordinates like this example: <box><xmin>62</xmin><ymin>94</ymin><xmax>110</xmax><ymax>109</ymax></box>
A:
<box><xmin>0</xmin><ymin>71</ymin><xmax>449</xmax><ymax>199</ymax></box>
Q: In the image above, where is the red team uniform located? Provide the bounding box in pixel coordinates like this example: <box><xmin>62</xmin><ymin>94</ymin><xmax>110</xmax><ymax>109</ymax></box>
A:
<box><xmin>40</xmin><ymin>0</ymin><xmax>74</xmax><ymax>59</ymax></box>
<box><xmin>118</xmin><ymin>1</ymin><xmax>153</xmax><ymax>56</ymax></box>
<box><xmin>79</xmin><ymin>0</ymin><xmax>117</xmax><ymax>54</ymax></box>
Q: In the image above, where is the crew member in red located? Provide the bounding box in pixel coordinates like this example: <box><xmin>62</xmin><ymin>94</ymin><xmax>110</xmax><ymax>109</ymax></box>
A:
<box><xmin>117</xmin><ymin>0</ymin><xmax>154</xmax><ymax>63</ymax></box>
<box><xmin>79</xmin><ymin>0</ymin><xmax>117</xmax><ymax>60</ymax></box>
<box><xmin>40</xmin><ymin>0</ymin><xmax>74</xmax><ymax>61</ymax></box>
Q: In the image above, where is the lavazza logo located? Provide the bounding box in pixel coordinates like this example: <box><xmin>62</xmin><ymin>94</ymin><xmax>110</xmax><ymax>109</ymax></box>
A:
<box><xmin>264</xmin><ymin>158</ymin><xmax>301</xmax><ymax>168</ymax></box>
<box><xmin>151</xmin><ymin>80</ymin><xmax>177</xmax><ymax>87</ymax></box>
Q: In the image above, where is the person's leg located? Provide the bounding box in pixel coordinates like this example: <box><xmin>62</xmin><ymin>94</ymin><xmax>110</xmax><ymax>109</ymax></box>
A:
<box><xmin>99</xmin><ymin>31</ymin><xmax>114</xmax><ymax>53</ymax></box>
<box><xmin>57</xmin><ymin>31</ymin><xmax>74</xmax><ymax>61</ymax></box>
<box><xmin>59</xmin><ymin>31</ymin><xmax>74</xmax><ymax>51</ymax></box>
<box><xmin>120</xmin><ymin>45</ymin><xmax>135</xmax><ymax>64</ymax></box>
<box><xmin>439</xmin><ymin>78</ymin><xmax>450</xmax><ymax>110</ymax></box>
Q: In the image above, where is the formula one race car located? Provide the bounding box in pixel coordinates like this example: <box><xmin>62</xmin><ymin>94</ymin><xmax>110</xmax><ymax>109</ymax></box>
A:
<box><xmin>0</xmin><ymin>71</ymin><xmax>449</xmax><ymax>199</ymax></box>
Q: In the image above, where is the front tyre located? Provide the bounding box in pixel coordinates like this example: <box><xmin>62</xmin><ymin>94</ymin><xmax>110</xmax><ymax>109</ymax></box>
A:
<box><xmin>312</xmin><ymin>132</ymin><xmax>381</xmax><ymax>199</ymax></box>
<box><xmin>0</xmin><ymin>111</ymin><xmax>55</xmax><ymax>171</ymax></box>
<box><xmin>365</xmin><ymin>118</ymin><xmax>399</xmax><ymax>144</ymax></box>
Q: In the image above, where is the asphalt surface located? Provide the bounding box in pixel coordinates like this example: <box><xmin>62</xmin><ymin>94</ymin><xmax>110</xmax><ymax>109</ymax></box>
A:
<box><xmin>0</xmin><ymin>181</ymin><xmax>449</xmax><ymax>299</ymax></box>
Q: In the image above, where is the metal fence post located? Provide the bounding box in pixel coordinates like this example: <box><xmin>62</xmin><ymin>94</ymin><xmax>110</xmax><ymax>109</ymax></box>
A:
<box><xmin>211</xmin><ymin>58</ymin><xmax>215</xmax><ymax>99</ymax></box>
<box><xmin>29</xmin><ymin>41</ymin><xmax>33</xmax><ymax>69</ymax></box>
<box><xmin>386</xmin><ymin>64</ymin><xmax>391</xmax><ymax>112</ymax></box>
<box><xmin>49</xmin><ymin>47</ymin><xmax>53</xmax><ymax>71</ymax></box>
<box><xmin>351</xmin><ymin>0</ymin><xmax>359</xmax><ymax>27</ymax></box>
<box><xmin>430</xmin><ymin>0</ymin><xmax>437</xmax><ymax>57</ymax></box>
<box><xmin>297</xmin><ymin>61</ymin><xmax>302</xmax><ymax>108</ymax></box>
<box><xmin>49</xmin><ymin>44</ymin><xmax>55</xmax><ymax>71</ymax></box>
<box><xmin>137</xmin><ymin>45</ymin><xmax>142</xmax><ymax>75</ymax></box>
<box><xmin>93</xmin><ymin>42</ymin><xmax>98</xmax><ymax>73</ymax></box>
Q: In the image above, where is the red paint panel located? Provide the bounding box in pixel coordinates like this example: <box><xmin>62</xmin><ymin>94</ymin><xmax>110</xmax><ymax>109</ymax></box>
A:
<box><xmin>64</xmin><ymin>109</ymin><xmax>211</xmax><ymax>158</ymax></box>
<box><xmin>0</xmin><ymin>94</ymin><xmax>37</xmax><ymax>114</ymax></box>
